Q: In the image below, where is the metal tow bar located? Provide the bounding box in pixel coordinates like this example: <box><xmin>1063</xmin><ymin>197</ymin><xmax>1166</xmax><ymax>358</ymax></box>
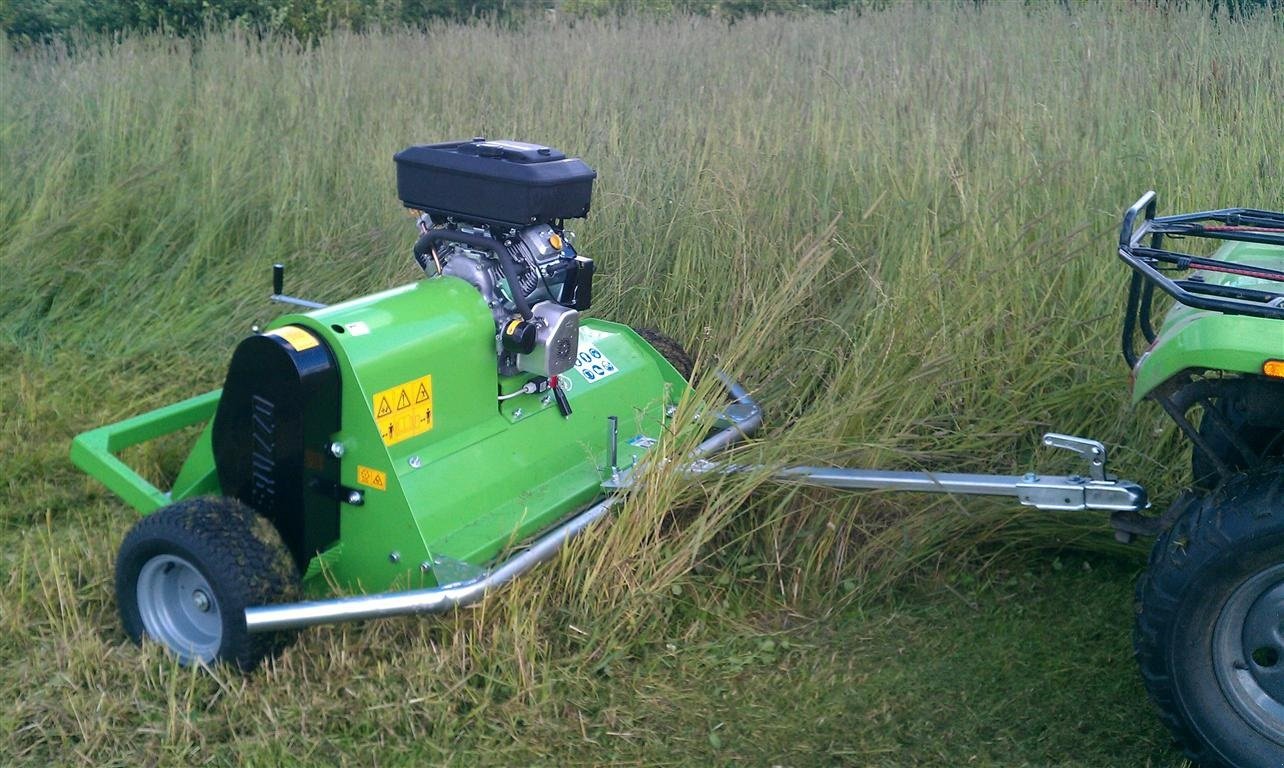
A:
<box><xmin>762</xmin><ymin>433</ymin><xmax>1147</xmax><ymax>513</ymax></box>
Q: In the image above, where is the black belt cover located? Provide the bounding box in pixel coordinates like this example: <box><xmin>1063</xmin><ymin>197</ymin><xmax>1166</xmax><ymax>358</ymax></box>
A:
<box><xmin>212</xmin><ymin>327</ymin><xmax>341</xmax><ymax>571</ymax></box>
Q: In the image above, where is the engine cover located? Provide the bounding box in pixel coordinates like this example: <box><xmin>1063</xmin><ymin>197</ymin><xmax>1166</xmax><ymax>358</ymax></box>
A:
<box><xmin>394</xmin><ymin>139</ymin><xmax>596</xmax><ymax>228</ymax></box>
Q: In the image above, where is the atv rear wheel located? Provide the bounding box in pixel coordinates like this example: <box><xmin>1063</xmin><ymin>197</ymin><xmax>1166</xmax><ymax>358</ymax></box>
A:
<box><xmin>1134</xmin><ymin>470</ymin><xmax>1284</xmax><ymax>767</ymax></box>
<box><xmin>116</xmin><ymin>497</ymin><xmax>300</xmax><ymax>670</ymax></box>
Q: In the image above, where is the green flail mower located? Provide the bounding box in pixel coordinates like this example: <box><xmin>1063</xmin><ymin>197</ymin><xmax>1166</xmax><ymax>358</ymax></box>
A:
<box><xmin>71</xmin><ymin>140</ymin><xmax>1283</xmax><ymax>767</ymax></box>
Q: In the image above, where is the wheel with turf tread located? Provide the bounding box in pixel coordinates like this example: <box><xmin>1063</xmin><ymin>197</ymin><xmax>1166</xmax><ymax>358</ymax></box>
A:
<box><xmin>116</xmin><ymin>496</ymin><xmax>300</xmax><ymax>671</ymax></box>
<box><xmin>633</xmin><ymin>327</ymin><xmax>694</xmax><ymax>382</ymax></box>
<box><xmin>1134</xmin><ymin>469</ymin><xmax>1284</xmax><ymax>767</ymax></box>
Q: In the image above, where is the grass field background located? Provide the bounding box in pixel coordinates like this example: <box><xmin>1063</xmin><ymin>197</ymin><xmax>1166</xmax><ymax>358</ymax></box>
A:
<box><xmin>2</xmin><ymin>3</ymin><xmax>1282</xmax><ymax>765</ymax></box>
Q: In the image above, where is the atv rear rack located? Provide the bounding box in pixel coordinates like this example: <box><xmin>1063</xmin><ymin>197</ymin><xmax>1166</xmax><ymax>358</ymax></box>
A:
<box><xmin>1119</xmin><ymin>191</ymin><xmax>1284</xmax><ymax>366</ymax></box>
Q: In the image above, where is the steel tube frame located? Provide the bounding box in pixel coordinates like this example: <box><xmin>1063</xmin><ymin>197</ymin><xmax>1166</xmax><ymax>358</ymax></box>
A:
<box><xmin>246</xmin><ymin>497</ymin><xmax>619</xmax><ymax>633</ymax></box>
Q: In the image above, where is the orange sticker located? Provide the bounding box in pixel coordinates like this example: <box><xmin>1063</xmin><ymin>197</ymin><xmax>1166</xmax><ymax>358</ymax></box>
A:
<box><xmin>266</xmin><ymin>325</ymin><xmax>320</xmax><ymax>352</ymax></box>
<box><xmin>372</xmin><ymin>374</ymin><xmax>433</xmax><ymax>446</ymax></box>
<box><xmin>357</xmin><ymin>465</ymin><xmax>387</xmax><ymax>491</ymax></box>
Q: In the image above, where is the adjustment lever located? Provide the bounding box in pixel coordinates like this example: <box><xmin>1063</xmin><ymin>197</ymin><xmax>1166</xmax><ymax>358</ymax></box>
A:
<box><xmin>270</xmin><ymin>263</ymin><xmax>328</xmax><ymax>310</ymax></box>
<box><xmin>1041</xmin><ymin>433</ymin><xmax>1108</xmax><ymax>481</ymax></box>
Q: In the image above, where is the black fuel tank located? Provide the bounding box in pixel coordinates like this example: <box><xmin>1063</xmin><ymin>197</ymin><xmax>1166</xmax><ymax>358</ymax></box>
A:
<box><xmin>394</xmin><ymin>138</ymin><xmax>596</xmax><ymax>228</ymax></box>
<box><xmin>212</xmin><ymin>326</ymin><xmax>341</xmax><ymax>570</ymax></box>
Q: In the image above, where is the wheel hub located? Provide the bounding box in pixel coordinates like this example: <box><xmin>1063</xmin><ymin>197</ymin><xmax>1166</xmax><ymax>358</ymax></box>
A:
<box><xmin>1214</xmin><ymin>564</ymin><xmax>1284</xmax><ymax>743</ymax></box>
<box><xmin>136</xmin><ymin>554</ymin><xmax>222</xmax><ymax>664</ymax></box>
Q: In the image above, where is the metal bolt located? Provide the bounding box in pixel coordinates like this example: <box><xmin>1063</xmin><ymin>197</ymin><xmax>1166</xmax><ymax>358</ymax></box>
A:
<box><xmin>192</xmin><ymin>590</ymin><xmax>211</xmax><ymax>612</ymax></box>
<box><xmin>389</xmin><ymin>551</ymin><xmax>401</xmax><ymax>564</ymax></box>
<box><xmin>513</xmin><ymin>409</ymin><xmax>523</xmax><ymax>419</ymax></box>
<box><xmin>347</xmin><ymin>490</ymin><xmax>363</xmax><ymax>505</ymax></box>
<box><xmin>665</xmin><ymin>404</ymin><xmax>677</xmax><ymax>417</ymax></box>
<box><xmin>420</xmin><ymin>561</ymin><xmax>432</xmax><ymax>573</ymax></box>
<box><xmin>329</xmin><ymin>441</ymin><xmax>346</xmax><ymax>458</ymax></box>
<box><xmin>408</xmin><ymin>455</ymin><xmax>423</xmax><ymax>469</ymax></box>
<box><xmin>541</xmin><ymin>395</ymin><xmax>553</xmax><ymax>406</ymax></box>
<box><xmin>1023</xmin><ymin>472</ymin><xmax>1037</xmax><ymax>482</ymax></box>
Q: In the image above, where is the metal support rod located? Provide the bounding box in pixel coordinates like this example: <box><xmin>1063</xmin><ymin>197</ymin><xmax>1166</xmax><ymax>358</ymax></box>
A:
<box><xmin>775</xmin><ymin>466</ymin><xmax>1030</xmax><ymax>495</ymax></box>
<box><xmin>269</xmin><ymin>264</ymin><xmax>328</xmax><ymax>309</ymax></box>
<box><xmin>246</xmin><ymin>497</ymin><xmax>618</xmax><ymax>633</ymax></box>
<box><xmin>607</xmin><ymin>415</ymin><xmax>619</xmax><ymax>473</ymax></box>
<box><xmin>692</xmin><ymin>373</ymin><xmax>763</xmax><ymax>457</ymax></box>
<box><xmin>767</xmin><ymin>466</ymin><xmax>1147</xmax><ymax>513</ymax></box>
<box><xmin>270</xmin><ymin>294</ymin><xmax>328</xmax><ymax>310</ymax></box>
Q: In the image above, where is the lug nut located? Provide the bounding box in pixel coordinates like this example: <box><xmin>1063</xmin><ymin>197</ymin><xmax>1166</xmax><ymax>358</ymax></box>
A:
<box><xmin>329</xmin><ymin>441</ymin><xmax>346</xmax><ymax>458</ymax></box>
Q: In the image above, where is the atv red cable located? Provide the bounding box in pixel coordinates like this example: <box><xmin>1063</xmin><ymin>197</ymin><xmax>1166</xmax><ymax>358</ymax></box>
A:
<box><xmin>1191</xmin><ymin>261</ymin><xmax>1284</xmax><ymax>283</ymax></box>
<box><xmin>1199</xmin><ymin>225</ymin><xmax>1284</xmax><ymax>234</ymax></box>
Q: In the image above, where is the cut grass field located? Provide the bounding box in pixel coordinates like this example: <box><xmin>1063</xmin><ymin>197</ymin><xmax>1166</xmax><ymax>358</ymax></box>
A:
<box><xmin>2</xmin><ymin>3</ymin><xmax>1282</xmax><ymax>765</ymax></box>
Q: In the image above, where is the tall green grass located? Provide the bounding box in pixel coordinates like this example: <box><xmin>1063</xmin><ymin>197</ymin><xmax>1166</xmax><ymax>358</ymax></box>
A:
<box><xmin>2</xmin><ymin>4</ymin><xmax>1281</xmax><ymax>764</ymax></box>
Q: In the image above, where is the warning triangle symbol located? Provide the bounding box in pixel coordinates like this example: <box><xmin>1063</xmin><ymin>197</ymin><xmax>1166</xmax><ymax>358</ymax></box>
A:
<box><xmin>396</xmin><ymin>390</ymin><xmax>411</xmax><ymax>410</ymax></box>
<box><xmin>377</xmin><ymin>397</ymin><xmax>393</xmax><ymax>417</ymax></box>
<box><xmin>415</xmin><ymin>382</ymin><xmax>430</xmax><ymax>403</ymax></box>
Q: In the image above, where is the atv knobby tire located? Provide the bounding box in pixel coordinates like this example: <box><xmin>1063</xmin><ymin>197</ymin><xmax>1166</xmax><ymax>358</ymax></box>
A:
<box><xmin>1135</xmin><ymin>470</ymin><xmax>1284</xmax><ymax>767</ymax></box>
<box><xmin>116</xmin><ymin>497</ymin><xmax>300</xmax><ymax>671</ymax></box>
<box><xmin>634</xmin><ymin>327</ymin><xmax>694</xmax><ymax>382</ymax></box>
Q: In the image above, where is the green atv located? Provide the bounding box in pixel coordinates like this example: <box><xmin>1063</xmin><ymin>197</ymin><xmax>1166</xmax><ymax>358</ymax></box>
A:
<box><xmin>1119</xmin><ymin>192</ymin><xmax>1284</xmax><ymax>768</ymax></box>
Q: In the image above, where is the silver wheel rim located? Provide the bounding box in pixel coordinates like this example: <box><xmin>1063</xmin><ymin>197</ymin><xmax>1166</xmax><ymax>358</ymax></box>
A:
<box><xmin>136</xmin><ymin>554</ymin><xmax>222</xmax><ymax>664</ymax></box>
<box><xmin>1213</xmin><ymin>562</ymin><xmax>1284</xmax><ymax>744</ymax></box>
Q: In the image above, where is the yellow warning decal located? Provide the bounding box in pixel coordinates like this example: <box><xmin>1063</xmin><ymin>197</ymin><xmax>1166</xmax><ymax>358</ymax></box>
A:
<box><xmin>356</xmin><ymin>465</ymin><xmax>387</xmax><ymax>491</ymax></box>
<box><xmin>266</xmin><ymin>325</ymin><xmax>320</xmax><ymax>352</ymax></box>
<box><xmin>373</xmin><ymin>374</ymin><xmax>433</xmax><ymax>446</ymax></box>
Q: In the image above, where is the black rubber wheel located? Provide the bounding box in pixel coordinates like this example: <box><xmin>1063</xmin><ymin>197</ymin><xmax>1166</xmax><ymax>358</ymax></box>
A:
<box><xmin>116</xmin><ymin>497</ymin><xmax>300</xmax><ymax>671</ymax></box>
<box><xmin>634</xmin><ymin>327</ymin><xmax>694</xmax><ymax>381</ymax></box>
<box><xmin>1134</xmin><ymin>470</ymin><xmax>1284</xmax><ymax>767</ymax></box>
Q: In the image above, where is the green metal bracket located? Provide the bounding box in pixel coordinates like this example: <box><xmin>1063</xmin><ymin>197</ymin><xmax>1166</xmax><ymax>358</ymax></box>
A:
<box><xmin>70</xmin><ymin>389</ymin><xmax>222</xmax><ymax>514</ymax></box>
